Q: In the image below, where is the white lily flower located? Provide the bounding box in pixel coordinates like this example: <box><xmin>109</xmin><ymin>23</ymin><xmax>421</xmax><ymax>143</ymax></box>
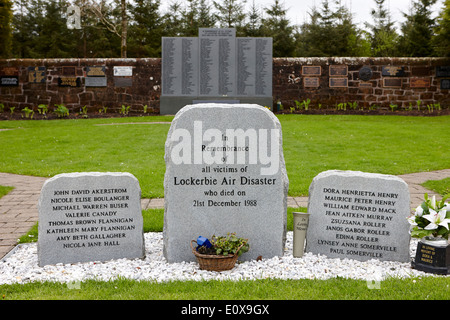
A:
<box><xmin>423</xmin><ymin>208</ymin><xmax>450</xmax><ymax>230</ymax></box>
<box><xmin>415</xmin><ymin>205</ymin><xmax>424</xmax><ymax>217</ymax></box>
<box><xmin>430</xmin><ymin>195</ymin><xmax>436</xmax><ymax>210</ymax></box>
<box><xmin>407</xmin><ymin>215</ymin><xmax>418</xmax><ymax>226</ymax></box>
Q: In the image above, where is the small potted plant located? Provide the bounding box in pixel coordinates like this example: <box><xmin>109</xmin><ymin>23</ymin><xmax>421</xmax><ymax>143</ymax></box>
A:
<box><xmin>407</xmin><ymin>194</ymin><xmax>450</xmax><ymax>274</ymax></box>
<box><xmin>191</xmin><ymin>232</ymin><xmax>249</xmax><ymax>271</ymax></box>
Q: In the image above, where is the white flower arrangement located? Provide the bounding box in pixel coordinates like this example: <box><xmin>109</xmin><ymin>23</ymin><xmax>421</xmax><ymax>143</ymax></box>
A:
<box><xmin>407</xmin><ymin>194</ymin><xmax>450</xmax><ymax>239</ymax></box>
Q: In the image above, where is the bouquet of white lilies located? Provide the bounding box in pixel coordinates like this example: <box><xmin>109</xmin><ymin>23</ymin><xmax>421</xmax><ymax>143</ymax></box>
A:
<box><xmin>407</xmin><ymin>194</ymin><xmax>450</xmax><ymax>239</ymax></box>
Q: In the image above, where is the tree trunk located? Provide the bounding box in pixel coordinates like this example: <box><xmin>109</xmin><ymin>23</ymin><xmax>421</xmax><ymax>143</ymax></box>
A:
<box><xmin>121</xmin><ymin>0</ymin><xmax>127</xmax><ymax>58</ymax></box>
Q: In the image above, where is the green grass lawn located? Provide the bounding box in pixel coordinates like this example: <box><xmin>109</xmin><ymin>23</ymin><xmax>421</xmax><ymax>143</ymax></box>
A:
<box><xmin>1</xmin><ymin>276</ymin><xmax>448</xmax><ymax>300</ymax></box>
<box><xmin>422</xmin><ymin>177</ymin><xmax>450</xmax><ymax>196</ymax></box>
<box><xmin>0</xmin><ymin>115</ymin><xmax>449</xmax><ymax>198</ymax></box>
<box><xmin>0</xmin><ymin>185</ymin><xmax>14</xmax><ymax>198</ymax></box>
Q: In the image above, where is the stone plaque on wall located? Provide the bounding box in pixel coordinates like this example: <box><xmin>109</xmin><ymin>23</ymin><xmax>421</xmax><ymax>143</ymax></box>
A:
<box><xmin>114</xmin><ymin>77</ymin><xmax>132</xmax><ymax>87</ymax></box>
<box><xmin>329</xmin><ymin>65</ymin><xmax>348</xmax><ymax>77</ymax></box>
<box><xmin>302</xmin><ymin>66</ymin><xmax>321</xmax><ymax>76</ymax></box>
<box><xmin>0</xmin><ymin>76</ymin><xmax>19</xmax><ymax>86</ymax></box>
<box><xmin>1</xmin><ymin>67</ymin><xmax>19</xmax><ymax>76</ymax></box>
<box><xmin>441</xmin><ymin>79</ymin><xmax>450</xmax><ymax>90</ymax></box>
<box><xmin>62</xmin><ymin>66</ymin><xmax>76</xmax><ymax>76</ymax></box>
<box><xmin>382</xmin><ymin>66</ymin><xmax>406</xmax><ymax>77</ymax></box>
<box><xmin>85</xmin><ymin>77</ymin><xmax>107</xmax><ymax>87</ymax></box>
<box><xmin>114</xmin><ymin>66</ymin><xmax>133</xmax><ymax>77</ymax></box>
<box><xmin>436</xmin><ymin>66</ymin><xmax>450</xmax><ymax>77</ymax></box>
<box><xmin>383</xmin><ymin>78</ymin><xmax>402</xmax><ymax>88</ymax></box>
<box><xmin>410</xmin><ymin>78</ymin><xmax>431</xmax><ymax>88</ymax></box>
<box><xmin>28</xmin><ymin>67</ymin><xmax>46</xmax><ymax>83</ymax></box>
<box><xmin>358</xmin><ymin>66</ymin><xmax>373</xmax><ymax>81</ymax></box>
<box><xmin>304</xmin><ymin>77</ymin><xmax>320</xmax><ymax>88</ymax></box>
<box><xmin>58</xmin><ymin>77</ymin><xmax>81</xmax><ymax>87</ymax></box>
<box><xmin>86</xmin><ymin>66</ymin><xmax>106</xmax><ymax>77</ymax></box>
<box><xmin>359</xmin><ymin>82</ymin><xmax>373</xmax><ymax>88</ymax></box>
<box><xmin>329</xmin><ymin>78</ymin><xmax>348</xmax><ymax>87</ymax></box>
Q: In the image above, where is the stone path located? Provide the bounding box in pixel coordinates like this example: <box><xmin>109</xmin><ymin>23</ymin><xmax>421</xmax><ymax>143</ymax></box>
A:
<box><xmin>1</xmin><ymin>169</ymin><xmax>449</xmax><ymax>259</ymax></box>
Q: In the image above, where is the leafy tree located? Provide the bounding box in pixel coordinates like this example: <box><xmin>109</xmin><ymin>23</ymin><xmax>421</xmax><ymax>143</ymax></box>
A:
<box><xmin>87</xmin><ymin>0</ymin><xmax>129</xmax><ymax>58</ymax></box>
<box><xmin>432</xmin><ymin>0</ymin><xmax>450</xmax><ymax>56</ymax></box>
<box><xmin>397</xmin><ymin>0</ymin><xmax>437</xmax><ymax>57</ymax></box>
<box><xmin>262</xmin><ymin>0</ymin><xmax>295</xmax><ymax>57</ymax></box>
<box><xmin>213</xmin><ymin>0</ymin><xmax>246</xmax><ymax>34</ymax></box>
<box><xmin>243</xmin><ymin>0</ymin><xmax>264</xmax><ymax>37</ymax></box>
<box><xmin>295</xmin><ymin>0</ymin><xmax>368</xmax><ymax>57</ymax></box>
<box><xmin>0</xmin><ymin>0</ymin><xmax>13</xmax><ymax>58</ymax></box>
<box><xmin>197</xmin><ymin>0</ymin><xmax>217</xmax><ymax>29</ymax></box>
<box><xmin>32</xmin><ymin>0</ymin><xmax>77</xmax><ymax>58</ymax></box>
<box><xmin>365</xmin><ymin>0</ymin><xmax>399</xmax><ymax>56</ymax></box>
<box><xmin>128</xmin><ymin>0</ymin><xmax>163</xmax><ymax>57</ymax></box>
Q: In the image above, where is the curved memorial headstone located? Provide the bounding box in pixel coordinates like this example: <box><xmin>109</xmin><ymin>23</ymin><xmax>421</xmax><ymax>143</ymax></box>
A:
<box><xmin>38</xmin><ymin>172</ymin><xmax>144</xmax><ymax>266</ymax></box>
<box><xmin>306</xmin><ymin>170</ymin><xmax>411</xmax><ymax>262</ymax></box>
<box><xmin>163</xmin><ymin>104</ymin><xmax>289</xmax><ymax>263</ymax></box>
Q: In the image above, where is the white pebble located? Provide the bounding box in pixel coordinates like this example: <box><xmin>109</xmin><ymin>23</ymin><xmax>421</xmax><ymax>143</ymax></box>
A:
<box><xmin>0</xmin><ymin>232</ymin><xmax>447</xmax><ymax>285</ymax></box>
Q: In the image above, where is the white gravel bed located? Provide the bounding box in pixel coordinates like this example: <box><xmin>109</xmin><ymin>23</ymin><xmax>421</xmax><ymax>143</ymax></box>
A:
<box><xmin>0</xmin><ymin>232</ymin><xmax>447</xmax><ymax>285</ymax></box>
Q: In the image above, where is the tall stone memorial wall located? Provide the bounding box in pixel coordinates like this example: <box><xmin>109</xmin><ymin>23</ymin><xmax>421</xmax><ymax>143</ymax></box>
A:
<box><xmin>160</xmin><ymin>29</ymin><xmax>273</xmax><ymax>114</ymax></box>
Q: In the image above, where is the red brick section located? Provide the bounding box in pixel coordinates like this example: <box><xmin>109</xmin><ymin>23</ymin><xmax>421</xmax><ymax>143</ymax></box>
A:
<box><xmin>1</xmin><ymin>169</ymin><xmax>449</xmax><ymax>259</ymax></box>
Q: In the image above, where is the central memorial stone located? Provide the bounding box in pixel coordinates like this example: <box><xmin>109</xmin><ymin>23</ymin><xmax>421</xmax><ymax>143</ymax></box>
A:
<box><xmin>163</xmin><ymin>104</ymin><xmax>288</xmax><ymax>263</ymax></box>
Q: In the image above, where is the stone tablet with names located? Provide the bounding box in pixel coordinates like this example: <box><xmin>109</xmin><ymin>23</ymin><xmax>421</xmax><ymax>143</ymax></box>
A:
<box><xmin>163</xmin><ymin>104</ymin><xmax>289</xmax><ymax>263</ymax></box>
<box><xmin>162</xmin><ymin>37</ymin><xmax>199</xmax><ymax>96</ymax></box>
<box><xmin>305</xmin><ymin>170</ymin><xmax>410</xmax><ymax>262</ymax></box>
<box><xmin>199</xmin><ymin>36</ymin><xmax>236</xmax><ymax>96</ymax></box>
<box><xmin>38</xmin><ymin>172</ymin><xmax>145</xmax><ymax>266</ymax></box>
<box><xmin>160</xmin><ymin>29</ymin><xmax>273</xmax><ymax>114</ymax></box>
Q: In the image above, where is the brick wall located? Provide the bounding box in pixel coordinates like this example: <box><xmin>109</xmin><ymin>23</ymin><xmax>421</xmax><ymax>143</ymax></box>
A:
<box><xmin>274</xmin><ymin>57</ymin><xmax>450</xmax><ymax>110</ymax></box>
<box><xmin>0</xmin><ymin>58</ymin><xmax>161</xmax><ymax>113</ymax></box>
<box><xmin>0</xmin><ymin>57</ymin><xmax>449</xmax><ymax>113</ymax></box>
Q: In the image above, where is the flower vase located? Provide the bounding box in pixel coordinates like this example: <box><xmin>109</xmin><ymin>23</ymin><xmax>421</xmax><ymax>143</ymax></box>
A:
<box><xmin>411</xmin><ymin>236</ymin><xmax>450</xmax><ymax>275</ymax></box>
